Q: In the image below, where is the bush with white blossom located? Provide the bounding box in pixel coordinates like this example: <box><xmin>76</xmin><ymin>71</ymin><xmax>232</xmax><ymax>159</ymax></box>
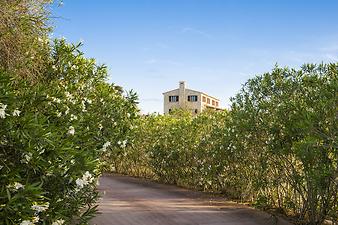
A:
<box><xmin>111</xmin><ymin>64</ymin><xmax>337</xmax><ymax>225</ymax></box>
<box><xmin>0</xmin><ymin>39</ymin><xmax>138</xmax><ymax>224</ymax></box>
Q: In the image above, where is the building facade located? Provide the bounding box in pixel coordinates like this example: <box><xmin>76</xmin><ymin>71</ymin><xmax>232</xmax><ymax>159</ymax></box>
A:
<box><xmin>163</xmin><ymin>81</ymin><xmax>221</xmax><ymax>114</ymax></box>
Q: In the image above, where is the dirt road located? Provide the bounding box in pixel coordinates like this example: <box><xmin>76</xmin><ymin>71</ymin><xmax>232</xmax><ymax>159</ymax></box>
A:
<box><xmin>90</xmin><ymin>174</ymin><xmax>291</xmax><ymax>225</ymax></box>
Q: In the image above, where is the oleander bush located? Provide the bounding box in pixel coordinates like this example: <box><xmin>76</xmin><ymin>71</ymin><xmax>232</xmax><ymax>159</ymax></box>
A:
<box><xmin>0</xmin><ymin>39</ymin><xmax>138</xmax><ymax>224</ymax></box>
<box><xmin>227</xmin><ymin>64</ymin><xmax>337</xmax><ymax>224</ymax></box>
<box><xmin>108</xmin><ymin>109</ymin><xmax>228</xmax><ymax>190</ymax></box>
<box><xmin>0</xmin><ymin>0</ymin><xmax>52</xmax><ymax>81</ymax></box>
<box><xmin>112</xmin><ymin>64</ymin><xmax>337</xmax><ymax>225</ymax></box>
<box><xmin>1</xmin><ymin>1</ymin><xmax>337</xmax><ymax>225</ymax></box>
<box><xmin>1</xmin><ymin>1</ymin><xmax>139</xmax><ymax>224</ymax></box>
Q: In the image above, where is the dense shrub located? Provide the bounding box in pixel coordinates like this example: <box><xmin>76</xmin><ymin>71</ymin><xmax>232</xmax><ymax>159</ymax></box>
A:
<box><xmin>0</xmin><ymin>0</ymin><xmax>52</xmax><ymax>81</ymax></box>
<box><xmin>111</xmin><ymin>64</ymin><xmax>337</xmax><ymax>225</ymax></box>
<box><xmin>0</xmin><ymin>1</ymin><xmax>139</xmax><ymax>223</ymax></box>
<box><xmin>107</xmin><ymin>110</ymin><xmax>228</xmax><ymax>190</ymax></box>
<box><xmin>0</xmin><ymin>40</ymin><xmax>138</xmax><ymax>224</ymax></box>
<box><xmin>228</xmin><ymin>64</ymin><xmax>337</xmax><ymax>224</ymax></box>
<box><xmin>1</xmin><ymin>2</ymin><xmax>336</xmax><ymax>225</ymax></box>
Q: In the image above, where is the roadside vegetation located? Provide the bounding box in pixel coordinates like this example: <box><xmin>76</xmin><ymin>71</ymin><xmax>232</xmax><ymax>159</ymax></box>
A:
<box><xmin>0</xmin><ymin>1</ymin><xmax>337</xmax><ymax>225</ymax></box>
<box><xmin>107</xmin><ymin>64</ymin><xmax>338</xmax><ymax>225</ymax></box>
<box><xmin>0</xmin><ymin>1</ymin><xmax>138</xmax><ymax>224</ymax></box>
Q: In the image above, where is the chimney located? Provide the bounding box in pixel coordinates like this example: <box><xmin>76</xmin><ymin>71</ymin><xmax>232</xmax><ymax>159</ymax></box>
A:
<box><xmin>179</xmin><ymin>81</ymin><xmax>186</xmax><ymax>91</ymax></box>
<box><xmin>179</xmin><ymin>81</ymin><xmax>186</xmax><ymax>108</ymax></box>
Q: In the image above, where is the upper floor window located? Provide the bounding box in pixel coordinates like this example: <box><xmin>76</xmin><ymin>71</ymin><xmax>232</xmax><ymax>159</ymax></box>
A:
<box><xmin>169</xmin><ymin>96</ymin><xmax>179</xmax><ymax>102</ymax></box>
<box><xmin>207</xmin><ymin>98</ymin><xmax>210</xmax><ymax>104</ymax></box>
<box><xmin>188</xmin><ymin>95</ymin><xmax>198</xmax><ymax>102</ymax></box>
<box><xmin>216</xmin><ymin>101</ymin><xmax>219</xmax><ymax>107</ymax></box>
<box><xmin>202</xmin><ymin>96</ymin><xmax>206</xmax><ymax>102</ymax></box>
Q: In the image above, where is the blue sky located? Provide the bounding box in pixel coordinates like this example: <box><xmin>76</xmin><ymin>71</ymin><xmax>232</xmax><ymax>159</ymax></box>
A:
<box><xmin>51</xmin><ymin>0</ymin><xmax>338</xmax><ymax>113</ymax></box>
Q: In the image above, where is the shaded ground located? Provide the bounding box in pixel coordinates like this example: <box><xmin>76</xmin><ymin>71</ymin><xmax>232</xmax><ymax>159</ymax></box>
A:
<box><xmin>90</xmin><ymin>174</ymin><xmax>291</xmax><ymax>225</ymax></box>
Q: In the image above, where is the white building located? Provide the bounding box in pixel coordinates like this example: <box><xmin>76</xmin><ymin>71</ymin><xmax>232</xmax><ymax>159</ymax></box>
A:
<box><xmin>163</xmin><ymin>81</ymin><xmax>222</xmax><ymax>114</ymax></box>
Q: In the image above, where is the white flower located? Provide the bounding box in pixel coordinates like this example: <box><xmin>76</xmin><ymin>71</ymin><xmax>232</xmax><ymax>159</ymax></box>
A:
<box><xmin>7</xmin><ymin>182</ymin><xmax>25</xmax><ymax>190</ymax></box>
<box><xmin>52</xmin><ymin>219</ymin><xmax>65</xmax><ymax>225</ymax></box>
<box><xmin>98</xmin><ymin>124</ymin><xmax>103</xmax><ymax>130</ymax></box>
<box><xmin>75</xmin><ymin>178</ymin><xmax>85</xmax><ymax>189</ymax></box>
<box><xmin>51</xmin><ymin>97</ymin><xmax>61</xmax><ymax>103</ymax></box>
<box><xmin>118</xmin><ymin>140</ymin><xmax>128</xmax><ymax>148</ymax></box>
<box><xmin>13</xmin><ymin>109</ymin><xmax>21</xmax><ymax>116</ymax></box>
<box><xmin>52</xmin><ymin>65</ymin><xmax>57</xmax><ymax>70</ymax></box>
<box><xmin>127</xmin><ymin>113</ymin><xmax>131</xmax><ymax>118</ymax></box>
<box><xmin>103</xmin><ymin>141</ymin><xmax>111</xmax><ymax>148</ymax></box>
<box><xmin>65</xmin><ymin>106</ymin><xmax>69</xmax><ymax>115</ymax></box>
<box><xmin>20</xmin><ymin>152</ymin><xmax>32</xmax><ymax>164</ymax></box>
<box><xmin>20</xmin><ymin>220</ymin><xmax>34</xmax><ymax>225</ymax></box>
<box><xmin>0</xmin><ymin>103</ymin><xmax>7</xmax><ymax>119</ymax></box>
<box><xmin>81</xmin><ymin>101</ymin><xmax>87</xmax><ymax>112</ymax></box>
<box><xmin>83</xmin><ymin>97</ymin><xmax>92</xmax><ymax>104</ymax></box>
<box><xmin>25</xmin><ymin>153</ymin><xmax>32</xmax><ymax>162</ymax></box>
<box><xmin>39</xmin><ymin>148</ymin><xmax>45</xmax><ymax>154</ymax></box>
<box><xmin>83</xmin><ymin>171</ymin><xmax>90</xmax><ymax>178</ymax></box>
<box><xmin>32</xmin><ymin>216</ymin><xmax>39</xmax><ymax>223</ymax></box>
<box><xmin>75</xmin><ymin>171</ymin><xmax>94</xmax><ymax>189</ymax></box>
<box><xmin>70</xmin><ymin>114</ymin><xmax>78</xmax><ymax>121</ymax></box>
<box><xmin>122</xmin><ymin>140</ymin><xmax>127</xmax><ymax>147</ymax></box>
<box><xmin>68</xmin><ymin>126</ymin><xmax>75</xmax><ymax>135</ymax></box>
<box><xmin>56</xmin><ymin>111</ymin><xmax>62</xmax><ymax>117</ymax></box>
<box><xmin>101</xmin><ymin>141</ymin><xmax>111</xmax><ymax>152</ymax></box>
<box><xmin>65</xmin><ymin>91</ymin><xmax>73</xmax><ymax>99</ymax></box>
<box><xmin>31</xmin><ymin>202</ymin><xmax>49</xmax><ymax>212</ymax></box>
<box><xmin>14</xmin><ymin>182</ymin><xmax>24</xmax><ymax>190</ymax></box>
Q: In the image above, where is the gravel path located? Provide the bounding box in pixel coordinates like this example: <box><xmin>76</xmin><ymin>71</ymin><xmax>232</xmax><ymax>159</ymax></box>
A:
<box><xmin>90</xmin><ymin>174</ymin><xmax>291</xmax><ymax>225</ymax></box>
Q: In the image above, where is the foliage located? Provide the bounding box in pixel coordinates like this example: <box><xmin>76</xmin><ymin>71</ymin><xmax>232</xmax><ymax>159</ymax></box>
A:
<box><xmin>0</xmin><ymin>1</ymin><xmax>139</xmax><ymax>224</ymax></box>
<box><xmin>110</xmin><ymin>64</ymin><xmax>338</xmax><ymax>225</ymax></box>
<box><xmin>0</xmin><ymin>0</ymin><xmax>52</xmax><ymax>81</ymax></box>
<box><xmin>228</xmin><ymin>64</ymin><xmax>337</xmax><ymax>224</ymax></box>
<box><xmin>1</xmin><ymin>1</ymin><xmax>336</xmax><ymax>225</ymax></box>
<box><xmin>0</xmin><ymin>40</ymin><xmax>138</xmax><ymax>224</ymax></box>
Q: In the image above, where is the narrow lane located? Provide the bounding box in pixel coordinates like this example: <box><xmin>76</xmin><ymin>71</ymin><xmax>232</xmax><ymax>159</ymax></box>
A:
<box><xmin>91</xmin><ymin>174</ymin><xmax>291</xmax><ymax>225</ymax></box>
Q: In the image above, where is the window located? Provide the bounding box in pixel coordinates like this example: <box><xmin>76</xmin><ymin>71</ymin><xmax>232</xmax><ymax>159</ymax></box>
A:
<box><xmin>169</xmin><ymin>96</ymin><xmax>179</xmax><ymax>102</ymax></box>
<box><xmin>202</xmin><ymin>96</ymin><xmax>206</xmax><ymax>102</ymax></box>
<box><xmin>207</xmin><ymin>98</ymin><xmax>210</xmax><ymax>104</ymax></box>
<box><xmin>212</xmin><ymin>100</ymin><xmax>215</xmax><ymax>106</ymax></box>
<box><xmin>216</xmin><ymin>101</ymin><xmax>219</xmax><ymax>107</ymax></box>
<box><xmin>188</xmin><ymin>95</ymin><xmax>198</xmax><ymax>102</ymax></box>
